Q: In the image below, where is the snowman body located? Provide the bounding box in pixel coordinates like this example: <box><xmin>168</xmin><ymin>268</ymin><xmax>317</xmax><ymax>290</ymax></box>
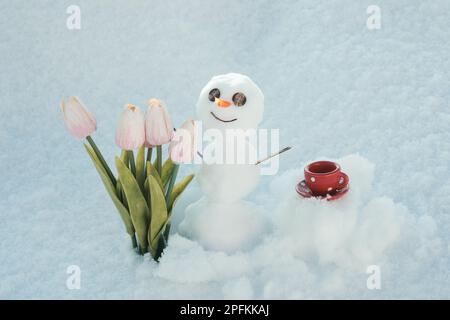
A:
<box><xmin>179</xmin><ymin>73</ymin><xmax>268</xmax><ymax>252</ymax></box>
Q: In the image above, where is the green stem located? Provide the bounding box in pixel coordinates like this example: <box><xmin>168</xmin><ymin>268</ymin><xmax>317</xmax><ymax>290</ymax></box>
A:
<box><xmin>165</xmin><ymin>164</ymin><xmax>179</xmax><ymax>206</ymax></box>
<box><xmin>130</xmin><ymin>234</ymin><xmax>137</xmax><ymax>248</ymax></box>
<box><xmin>155</xmin><ymin>236</ymin><xmax>167</xmax><ymax>261</ymax></box>
<box><xmin>145</xmin><ymin>147</ymin><xmax>153</xmax><ymax>177</ymax></box>
<box><xmin>120</xmin><ymin>149</ymin><xmax>127</xmax><ymax>162</ymax></box>
<box><xmin>86</xmin><ymin>135</ymin><xmax>116</xmax><ymax>186</ymax></box>
<box><xmin>156</xmin><ymin>145</ymin><xmax>162</xmax><ymax>176</ymax></box>
<box><xmin>140</xmin><ymin>245</ymin><xmax>148</xmax><ymax>255</ymax></box>
<box><xmin>146</xmin><ymin>147</ymin><xmax>153</xmax><ymax>163</ymax></box>
<box><xmin>128</xmin><ymin>150</ymin><xmax>136</xmax><ymax>175</ymax></box>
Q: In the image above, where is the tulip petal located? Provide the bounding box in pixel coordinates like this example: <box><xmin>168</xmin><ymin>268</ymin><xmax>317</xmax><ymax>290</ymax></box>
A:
<box><xmin>169</xmin><ymin>119</ymin><xmax>196</xmax><ymax>164</ymax></box>
<box><xmin>145</xmin><ymin>99</ymin><xmax>174</xmax><ymax>146</ymax></box>
<box><xmin>61</xmin><ymin>97</ymin><xmax>97</xmax><ymax>139</ymax></box>
<box><xmin>115</xmin><ymin>104</ymin><xmax>145</xmax><ymax>150</ymax></box>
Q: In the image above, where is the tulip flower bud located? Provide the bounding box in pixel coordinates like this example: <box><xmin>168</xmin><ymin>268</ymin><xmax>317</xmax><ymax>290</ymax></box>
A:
<box><xmin>115</xmin><ymin>104</ymin><xmax>145</xmax><ymax>150</ymax></box>
<box><xmin>145</xmin><ymin>99</ymin><xmax>174</xmax><ymax>146</ymax></box>
<box><xmin>61</xmin><ymin>96</ymin><xmax>97</xmax><ymax>139</ymax></box>
<box><xmin>169</xmin><ymin>119</ymin><xmax>196</xmax><ymax>164</ymax></box>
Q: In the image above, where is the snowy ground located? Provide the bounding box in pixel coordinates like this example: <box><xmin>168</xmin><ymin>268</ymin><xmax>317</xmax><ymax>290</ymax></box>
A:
<box><xmin>1</xmin><ymin>1</ymin><xmax>449</xmax><ymax>299</ymax></box>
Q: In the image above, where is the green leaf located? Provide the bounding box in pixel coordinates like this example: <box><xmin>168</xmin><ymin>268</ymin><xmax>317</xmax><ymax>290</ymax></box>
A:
<box><xmin>136</xmin><ymin>146</ymin><xmax>146</xmax><ymax>192</ymax></box>
<box><xmin>115</xmin><ymin>178</ymin><xmax>123</xmax><ymax>202</ymax></box>
<box><xmin>117</xmin><ymin>179</ymin><xmax>129</xmax><ymax>210</ymax></box>
<box><xmin>120</xmin><ymin>150</ymin><xmax>129</xmax><ymax>168</ymax></box>
<box><xmin>84</xmin><ymin>144</ymin><xmax>134</xmax><ymax>236</ymax></box>
<box><xmin>146</xmin><ymin>161</ymin><xmax>163</xmax><ymax>190</ymax></box>
<box><xmin>154</xmin><ymin>224</ymin><xmax>168</xmax><ymax>260</ymax></box>
<box><xmin>161</xmin><ymin>158</ymin><xmax>175</xmax><ymax>188</ymax></box>
<box><xmin>163</xmin><ymin>221</ymin><xmax>171</xmax><ymax>243</ymax></box>
<box><xmin>168</xmin><ymin>174</ymin><xmax>194</xmax><ymax>213</ymax></box>
<box><xmin>120</xmin><ymin>150</ymin><xmax>132</xmax><ymax>209</ymax></box>
<box><xmin>147</xmin><ymin>175</ymin><xmax>168</xmax><ymax>257</ymax></box>
<box><xmin>116</xmin><ymin>157</ymin><xmax>150</xmax><ymax>251</ymax></box>
<box><xmin>86</xmin><ymin>136</ymin><xmax>116</xmax><ymax>187</ymax></box>
<box><xmin>143</xmin><ymin>178</ymin><xmax>151</xmax><ymax>211</ymax></box>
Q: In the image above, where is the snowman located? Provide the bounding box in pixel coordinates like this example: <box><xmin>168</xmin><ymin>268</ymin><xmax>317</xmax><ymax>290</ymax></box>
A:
<box><xmin>179</xmin><ymin>73</ymin><xmax>269</xmax><ymax>253</ymax></box>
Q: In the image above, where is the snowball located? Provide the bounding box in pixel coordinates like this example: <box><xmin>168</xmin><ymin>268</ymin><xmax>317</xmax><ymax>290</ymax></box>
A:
<box><xmin>196</xmin><ymin>73</ymin><xmax>264</xmax><ymax>131</ymax></box>
<box><xmin>179</xmin><ymin>197</ymin><xmax>269</xmax><ymax>253</ymax></box>
<box><xmin>197</xmin><ymin>162</ymin><xmax>260</xmax><ymax>203</ymax></box>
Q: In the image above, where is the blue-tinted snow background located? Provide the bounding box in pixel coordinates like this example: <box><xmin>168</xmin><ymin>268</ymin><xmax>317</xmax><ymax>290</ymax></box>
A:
<box><xmin>1</xmin><ymin>0</ymin><xmax>449</xmax><ymax>298</ymax></box>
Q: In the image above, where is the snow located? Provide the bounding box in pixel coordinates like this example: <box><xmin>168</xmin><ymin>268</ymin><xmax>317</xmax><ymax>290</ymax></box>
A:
<box><xmin>180</xmin><ymin>197</ymin><xmax>269</xmax><ymax>252</ymax></box>
<box><xmin>274</xmin><ymin>155</ymin><xmax>441</xmax><ymax>271</ymax></box>
<box><xmin>196</xmin><ymin>163</ymin><xmax>261</xmax><ymax>202</ymax></box>
<box><xmin>1</xmin><ymin>1</ymin><xmax>449</xmax><ymax>299</ymax></box>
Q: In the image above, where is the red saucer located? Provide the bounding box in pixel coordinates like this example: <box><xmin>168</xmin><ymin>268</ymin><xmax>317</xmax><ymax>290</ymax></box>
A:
<box><xmin>295</xmin><ymin>179</ymin><xmax>349</xmax><ymax>201</ymax></box>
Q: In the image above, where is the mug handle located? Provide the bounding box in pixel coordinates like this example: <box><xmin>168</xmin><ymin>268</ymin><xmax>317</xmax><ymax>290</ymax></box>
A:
<box><xmin>337</xmin><ymin>173</ymin><xmax>349</xmax><ymax>191</ymax></box>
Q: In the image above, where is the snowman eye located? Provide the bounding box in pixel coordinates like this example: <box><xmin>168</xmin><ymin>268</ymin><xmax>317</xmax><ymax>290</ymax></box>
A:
<box><xmin>232</xmin><ymin>92</ymin><xmax>246</xmax><ymax>107</ymax></box>
<box><xmin>208</xmin><ymin>88</ymin><xmax>220</xmax><ymax>102</ymax></box>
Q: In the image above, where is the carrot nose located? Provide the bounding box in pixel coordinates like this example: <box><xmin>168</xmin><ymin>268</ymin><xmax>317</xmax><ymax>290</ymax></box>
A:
<box><xmin>215</xmin><ymin>97</ymin><xmax>232</xmax><ymax>108</ymax></box>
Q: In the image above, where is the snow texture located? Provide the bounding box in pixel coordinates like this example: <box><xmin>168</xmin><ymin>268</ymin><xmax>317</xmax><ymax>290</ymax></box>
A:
<box><xmin>0</xmin><ymin>1</ymin><xmax>449</xmax><ymax>299</ymax></box>
<box><xmin>179</xmin><ymin>196</ymin><xmax>269</xmax><ymax>253</ymax></box>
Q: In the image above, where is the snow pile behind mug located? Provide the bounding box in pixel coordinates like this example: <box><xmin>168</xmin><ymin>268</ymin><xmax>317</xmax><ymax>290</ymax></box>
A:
<box><xmin>152</xmin><ymin>154</ymin><xmax>442</xmax><ymax>298</ymax></box>
<box><xmin>273</xmin><ymin>154</ymin><xmax>440</xmax><ymax>271</ymax></box>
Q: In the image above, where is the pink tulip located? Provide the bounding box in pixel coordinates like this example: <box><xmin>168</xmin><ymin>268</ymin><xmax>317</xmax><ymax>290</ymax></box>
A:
<box><xmin>144</xmin><ymin>139</ymin><xmax>154</xmax><ymax>148</ymax></box>
<box><xmin>61</xmin><ymin>96</ymin><xmax>97</xmax><ymax>139</ymax></box>
<box><xmin>169</xmin><ymin>119</ymin><xmax>196</xmax><ymax>164</ymax></box>
<box><xmin>145</xmin><ymin>99</ymin><xmax>174</xmax><ymax>146</ymax></box>
<box><xmin>115</xmin><ymin>104</ymin><xmax>145</xmax><ymax>150</ymax></box>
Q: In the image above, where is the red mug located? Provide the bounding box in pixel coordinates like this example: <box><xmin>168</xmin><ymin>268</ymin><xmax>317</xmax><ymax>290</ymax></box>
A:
<box><xmin>304</xmin><ymin>161</ymin><xmax>349</xmax><ymax>196</ymax></box>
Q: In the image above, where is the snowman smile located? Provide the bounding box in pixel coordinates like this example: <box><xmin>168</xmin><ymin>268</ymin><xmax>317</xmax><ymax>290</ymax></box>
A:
<box><xmin>210</xmin><ymin>111</ymin><xmax>237</xmax><ymax>123</ymax></box>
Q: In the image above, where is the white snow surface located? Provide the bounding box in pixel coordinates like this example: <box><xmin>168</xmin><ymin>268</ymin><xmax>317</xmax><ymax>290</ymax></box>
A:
<box><xmin>179</xmin><ymin>196</ymin><xmax>269</xmax><ymax>253</ymax></box>
<box><xmin>0</xmin><ymin>1</ymin><xmax>449</xmax><ymax>299</ymax></box>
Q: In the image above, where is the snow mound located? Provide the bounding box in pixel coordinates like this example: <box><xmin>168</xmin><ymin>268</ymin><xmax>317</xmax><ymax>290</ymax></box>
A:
<box><xmin>154</xmin><ymin>154</ymin><xmax>443</xmax><ymax>298</ymax></box>
<box><xmin>156</xmin><ymin>235</ymin><xmax>252</xmax><ymax>283</ymax></box>
<box><xmin>274</xmin><ymin>154</ymin><xmax>441</xmax><ymax>270</ymax></box>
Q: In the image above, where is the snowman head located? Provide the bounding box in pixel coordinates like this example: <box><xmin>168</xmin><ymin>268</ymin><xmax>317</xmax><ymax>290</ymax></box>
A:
<box><xmin>196</xmin><ymin>73</ymin><xmax>264</xmax><ymax>131</ymax></box>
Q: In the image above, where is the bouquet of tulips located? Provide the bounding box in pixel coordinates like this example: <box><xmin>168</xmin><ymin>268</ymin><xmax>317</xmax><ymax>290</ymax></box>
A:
<box><xmin>61</xmin><ymin>97</ymin><xmax>195</xmax><ymax>261</ymax></box>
